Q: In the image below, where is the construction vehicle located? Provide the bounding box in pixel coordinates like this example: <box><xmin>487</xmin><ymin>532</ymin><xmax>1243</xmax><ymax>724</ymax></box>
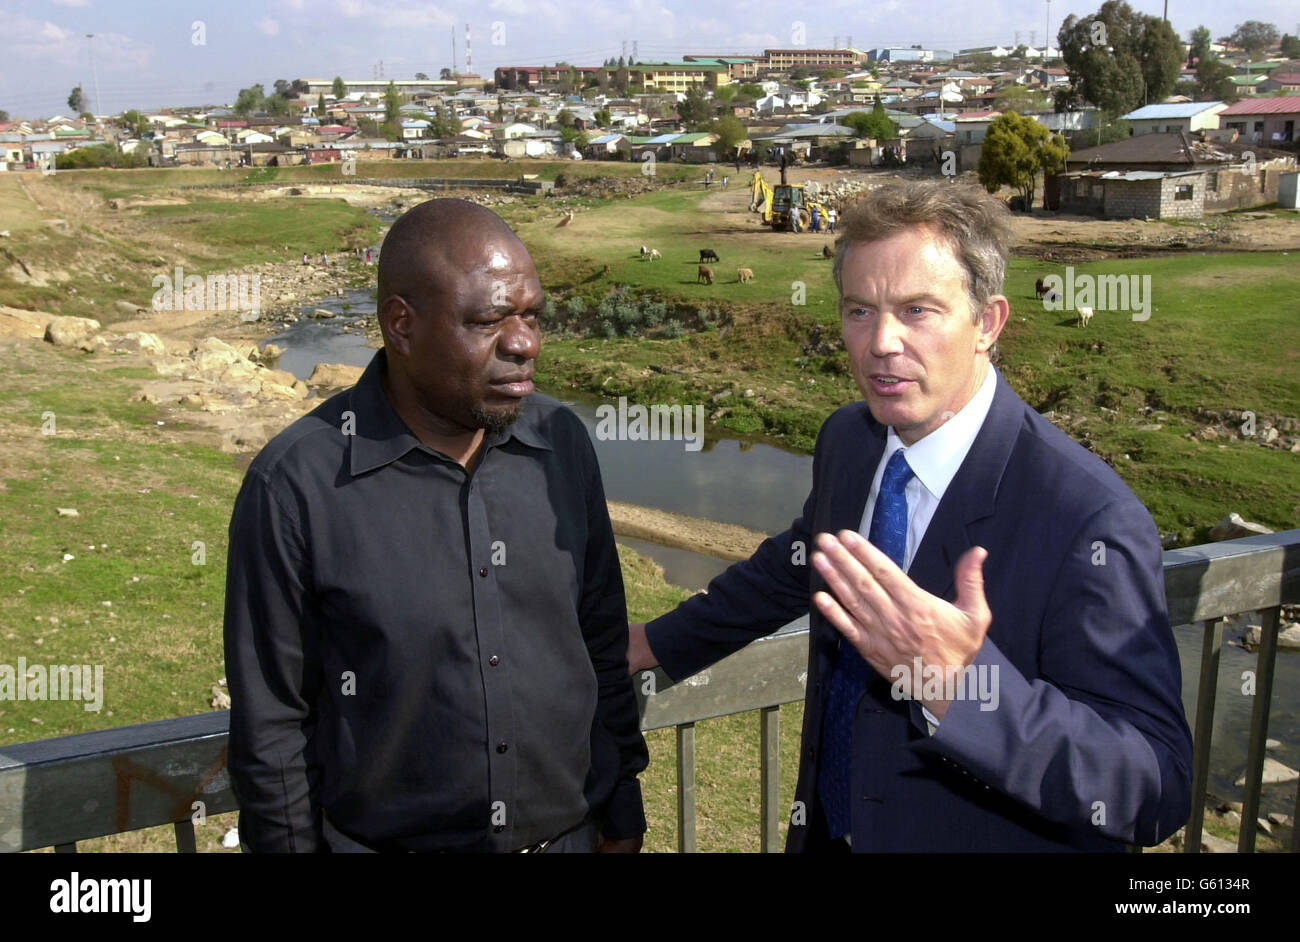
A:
<box><xmin>748</xmin><ymin>164</ymin><xmax>829</xmax><ymax>233</ymax></box>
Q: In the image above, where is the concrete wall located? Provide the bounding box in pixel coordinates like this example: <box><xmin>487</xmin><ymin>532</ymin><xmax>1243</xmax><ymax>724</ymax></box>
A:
<box><xmin>1102</xmin><ymin>175</ymin><xmax>1205</xmax><ymax>219</ymax></box>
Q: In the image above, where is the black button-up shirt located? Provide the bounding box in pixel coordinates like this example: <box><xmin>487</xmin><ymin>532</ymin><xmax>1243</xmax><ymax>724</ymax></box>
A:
<box><xmin>223</xmin><ymin>348</ymin><xmax>648</xmax><ymax>852</ymax></box>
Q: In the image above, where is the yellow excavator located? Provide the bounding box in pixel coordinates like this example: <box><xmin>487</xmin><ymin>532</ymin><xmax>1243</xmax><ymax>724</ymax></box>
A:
<box><xmin>749</xmin><ymin>166</ymin><xmax>829</xmax><ymax>233</ymax></box>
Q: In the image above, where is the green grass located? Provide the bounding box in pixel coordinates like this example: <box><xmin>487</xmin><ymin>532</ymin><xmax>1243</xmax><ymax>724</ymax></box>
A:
<box><xmin>133</xmin><ymin>197</ymin><xmax>380</xmax><ymax>264</ymax></box>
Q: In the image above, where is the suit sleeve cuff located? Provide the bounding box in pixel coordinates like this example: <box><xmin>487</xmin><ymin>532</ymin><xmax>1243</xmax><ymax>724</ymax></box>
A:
<box><xmin>595</xmin><ymin>778</ymin><xmax>647</xmax><ymax>840</ymax></box>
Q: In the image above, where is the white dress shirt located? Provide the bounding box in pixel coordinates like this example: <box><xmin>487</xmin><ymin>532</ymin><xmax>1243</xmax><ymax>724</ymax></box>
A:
<box><xmin>856</xmin><ymin>363</ymin><xmax>998</xmax><ymax>731</ymax></box>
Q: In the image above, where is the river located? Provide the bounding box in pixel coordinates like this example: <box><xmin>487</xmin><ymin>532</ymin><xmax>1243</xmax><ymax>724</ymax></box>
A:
<box><xmin>263</xmin><ymin>298</ymin><xmax>1300</xmax><ymax>823</ymax></box>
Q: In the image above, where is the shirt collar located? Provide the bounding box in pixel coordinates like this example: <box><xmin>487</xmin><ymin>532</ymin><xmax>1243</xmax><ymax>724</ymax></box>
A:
<box><xmin>883</xmin><ymin>363</ymin><xmax>998</xmax><ymax>502</ymax></box>
<box><xmin>348</xmin><ymin>348</ymin><xmax>552</xmax><ymax>477</ymax></box>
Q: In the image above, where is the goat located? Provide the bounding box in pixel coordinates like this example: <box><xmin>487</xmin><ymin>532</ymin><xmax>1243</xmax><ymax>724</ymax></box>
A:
<box><xmin>1076</xmin><ymin>305</ymin><xmax>1094</xmax><ymax>328</ymax></box>
<box><xmin>737</xmin><ymin>267</ymin><xmax>754</xmax><ymax>283</ymax></box>
<box><xmin>556</xmin><ymin>210</ymin><xmax>575</xmax><ymax>228</ymax></box>
<box><xmin>640</xmin><ymin>245</ymin><xmax>649</xmax><ymax>258</ymax></box>
<box><xmin>699</xmin><ymin>248</ymin><xmax>719</xmax><ymax>263</ymax></box>
<box><xmin>697</xmin><ymin>265</ymin><xmax>715</xmax><ymax>285</ymax></box>
<box><xmin>648</xmin><ymin>248</ymin><xmax>661</xmax><ymax>261</ymax></box>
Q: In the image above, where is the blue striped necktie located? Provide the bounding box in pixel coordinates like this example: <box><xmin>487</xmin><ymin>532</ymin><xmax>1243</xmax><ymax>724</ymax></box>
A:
<box><xmin>817</xmin><ymin>448</ymin><xmax>914</xmax><ymax>840</ymax></box>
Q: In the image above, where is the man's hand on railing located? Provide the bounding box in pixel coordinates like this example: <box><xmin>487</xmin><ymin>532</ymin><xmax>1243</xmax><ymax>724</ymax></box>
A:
<box><xmin>627</xmin><ymin>622</ymin><xmax>659</xmax><ymax>674</ymax></box>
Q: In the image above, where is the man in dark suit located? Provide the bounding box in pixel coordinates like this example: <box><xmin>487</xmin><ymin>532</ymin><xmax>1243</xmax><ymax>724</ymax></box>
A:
<box><xmin>628</xmin><ymin>181</ymin><xmax>1193</xmax><ymax>851</ymax></box>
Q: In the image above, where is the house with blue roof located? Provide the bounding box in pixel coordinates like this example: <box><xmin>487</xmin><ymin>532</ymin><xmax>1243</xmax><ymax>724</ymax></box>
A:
<box><xmin>1120</xmin><ymin>101</ymin><xmax>1227</xmax><ymax>137</ymax></box>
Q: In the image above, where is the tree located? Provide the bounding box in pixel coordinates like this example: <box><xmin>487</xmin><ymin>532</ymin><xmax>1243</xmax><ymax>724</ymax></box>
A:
<box><xmin>1059</xmin><ymin>2</ymin><xmax>1182</xmax><ymax>115</ymax></box>
<box><xmin>1187</xmin><ymin>25</ymin><xmax>1212</xmax><ymax>67</ymax></box>
<box><xmin>1282</xmin><ymin>34</ymin><xmax>1300</xmax><ymax>58</ymax></box>
<box><xmin>594</xmin><ymin>108</ymin><xmax>611</xmax><ymax>127</ymax></box>
<box><xmin>1230</xmin><ymin>21</ymin><xmax>1279</xmax><ymax>57</ymax></box>
<box><xmin>0</xmin><ymin>110</ymin><xmax>9</xmax><ymax>123</ymax></box>
<box><xmin>843</xmin><ymin>102</ymin><xmax>896</xmax><ymax>142</ymax></box>
<box><xmin>234</xmin><ymin>84</ymin><xmax>266</xmax><ymax>115</ymax></box>
<box><xmin>738</xmin><ymin>83</ymin><xmax>764</xmax><ymax>99</ymax></box>
<box><xmin>384</xmin><ymin>81</ymin><xmax>400</xmax><ymax>124</ymax></box>
<box><xmin>995</xmin><ymin>84</ymin><xmax>1050</xmax><ymax>113</ymax></box>
<box><xmin>439</xmin><ymin>68</ymin><xmax>453</xmax><ymax>81</ymax></box>
<box><xmin>978</xmin><ymin>111</ymin><xmax>1068</xmax><ymax>209</ymax></box>
<box><xmin>1196</xmin><ymin>55</ymin><xmax>1237</xmax><ymax>101</ymax></box>
<box><xmin>317</xmin><ymin>93</ymin><xmax>326</xmax><ymax>116</ymax></box>
<box><xmin>710</xmin><ymin>113</ymin><xmax>748</xmax><ymax>159</ymax></box>
<box><xmin>714</xmin><ymin>85</ymin><xmax>737</xmax><ymax>103</ymax></box>
<box><xmin>415</xmin><ymin>72</ymin><xmax>429</xmax><ymax>81</ymax></box>
<box><xmin>273</xmin><ymin>79</ymin><xmax>292</xmax><ymax>97</ymax></box>
<box><xmin>1012</xmin><ymin>44</ymin><xmax>1030</xmax><ymax>59</ymax></box>
<box><xmin>332</xmin><ymin>76</ymin><xmax>347</xmax><ymax>98</ymax></box>
<box><xmin>120</xmin><ymin>109</ymin><xmax>146</xmax><ymax>137</ymax></box>
<box><xmin>68</xmin><ymin>86</ymin><xmax>86</xmax><ymax>114</ymax></box>
<box><xmin>678</xmin><ymin>85</ymin><xmax>711</xmax><ymax>128</ymax></box>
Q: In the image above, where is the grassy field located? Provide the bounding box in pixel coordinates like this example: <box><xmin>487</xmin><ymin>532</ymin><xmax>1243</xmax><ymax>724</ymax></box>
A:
<box><xmin>0</xmin><ymin>174</ymin><xmax>383</xmax><ymax>323</ymax></box>
<box><xmin>1</xmin><ymin>338</ymin><xmax>800</xmax><ymax>853</ymax></box>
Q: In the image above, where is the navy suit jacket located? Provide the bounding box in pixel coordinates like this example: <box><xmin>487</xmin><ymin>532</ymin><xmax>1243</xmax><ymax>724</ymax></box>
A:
<box><xmin>647</xmin><ymin>368</ymin><xmax>1193</xmax><ymax>851</ymax></box>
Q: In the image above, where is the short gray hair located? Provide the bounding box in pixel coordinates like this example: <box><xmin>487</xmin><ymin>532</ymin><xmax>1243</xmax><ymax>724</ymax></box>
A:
<box><xmin>831</xmin><ymin>180</ymin><xmax>1014</xmax><ymax>324</ymax></box>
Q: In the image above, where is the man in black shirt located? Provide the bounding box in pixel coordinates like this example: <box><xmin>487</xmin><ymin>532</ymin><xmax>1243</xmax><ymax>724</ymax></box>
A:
<box><xmin>223</xmin><ymin>199</ymin><xmax>648</xmax><ymax>852</ymax></box>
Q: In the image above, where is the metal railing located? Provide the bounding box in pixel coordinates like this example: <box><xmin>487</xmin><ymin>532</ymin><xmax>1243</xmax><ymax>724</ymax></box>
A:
<box><xmin>2</xmin><ymin>530</ymin><xmax>1297</xmax><ymax>854</ymax></box>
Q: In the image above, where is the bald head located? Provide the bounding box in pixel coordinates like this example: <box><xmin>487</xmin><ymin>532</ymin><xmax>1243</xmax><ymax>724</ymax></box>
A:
<box><xmin>377</xmin><ymin>198</ymin><xmax>524</xmax><ymax>314</ymax></box>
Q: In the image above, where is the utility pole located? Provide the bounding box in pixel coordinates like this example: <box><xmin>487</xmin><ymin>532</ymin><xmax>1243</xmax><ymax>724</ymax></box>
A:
<box><xmin>86</xmin><ymin>33</ymin><xmax>101</xmax><ymax>120</ymax></box>
<box><xmin>1045</xmin><ymin>0</ymin><xmax>1051</xmax><ymax>62</ymax></box>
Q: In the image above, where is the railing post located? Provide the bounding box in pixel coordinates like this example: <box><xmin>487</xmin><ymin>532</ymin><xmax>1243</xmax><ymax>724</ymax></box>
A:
<box><xmin>676</xmin><ymin>723</ymin><xmax>697</xmax><ymax>853</ymax></box>
<box><xmin>1239</xmin><ymin>605</ymin><xmax>1282</xmax><ymax>853</ymax></box>
<box><xmin>1186</xmin><ymin>617</ymin><xmax>1224</xmax><ymax>853</ymax></box>
<box><xmin>760</xmin><ymin>706</ymin><xmax>780</xmax><ymax>853</ymax></box>
<box><xmin>174</xmin><ymin>819</ymin><xmax>197</xmax><ymax>853</ymax></box>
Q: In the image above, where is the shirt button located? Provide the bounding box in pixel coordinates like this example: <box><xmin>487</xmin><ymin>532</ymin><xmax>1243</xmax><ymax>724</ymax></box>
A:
<box><xmin>489</xmin><ymin>655</ymin><xmax>500</xmax><ymax>667</ymax></box>
<box><xmin>497</xmin><ymin>742</ymin><xmax>508</xmax><ymax>754</ymax></box>
<box><xmin>479</xmin><ymin>567</ymin><xmax>488</xmax><ymax>577</ymax></box>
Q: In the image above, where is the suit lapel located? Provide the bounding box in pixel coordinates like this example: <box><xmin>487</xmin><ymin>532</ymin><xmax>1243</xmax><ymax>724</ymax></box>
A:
<box><xmin>907</xmin><ymin>369</ymin><xmax>1023</xmax><ymax>601</ymax></box>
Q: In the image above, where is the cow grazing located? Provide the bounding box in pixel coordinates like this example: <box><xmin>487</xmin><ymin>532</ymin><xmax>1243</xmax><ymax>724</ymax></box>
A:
<box><xmin>737</xmin><ymin>267</ymin><xmax>754</xmax><ymax>283</ymax></box>
<box><xmin>648</xmin><ymin>248</ymin><xmax>661</xmax><ymax>260</ymax></box>
<box><xmin>822</xmin><ymin>244</ymin><xmax>834</xmax><ymax>259</ymax></box>
<box><xmin>699</xmin><ymin>249</ymin><xmax>719</xmax><ymax>263</ymax></box>
<box><xmin>1076</xmin><ymin>305</ymin><xmax>1094</xmax><ymax>328</ymax></box>
<box><xmin>698</xmin><ymin>265</ymin><xmax>715</xmax><ymax>285</ymax></box>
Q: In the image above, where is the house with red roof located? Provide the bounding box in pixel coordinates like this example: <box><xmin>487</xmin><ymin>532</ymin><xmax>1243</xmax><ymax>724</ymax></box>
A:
<box><xmin>1219</xmin><ymin>97</ymin><xmax>1300</xmax><ymax>144</ymax></box>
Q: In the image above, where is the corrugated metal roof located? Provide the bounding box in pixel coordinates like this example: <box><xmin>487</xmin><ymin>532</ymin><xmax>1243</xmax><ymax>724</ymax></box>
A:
<box><xmin>1121</xmin><ymin>102</ymin><xmax>1224</xmax><ymax>120</ymax></box>
<box><xmin>1221</xmin><ymin>97</ymin><xmax>1300</xmax><ymax>115</ymax></box>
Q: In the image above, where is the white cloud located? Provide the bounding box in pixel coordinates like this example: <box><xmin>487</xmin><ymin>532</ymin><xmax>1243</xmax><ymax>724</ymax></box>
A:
<box><xmin>50</xmin><ymin>0</ymin><xmax>92</xmax><ymax>7</ymax></box>
<box><xmin>257</xmin><ymin>17</ymin><xmax>281</xmax><ymax>36</ymax></box>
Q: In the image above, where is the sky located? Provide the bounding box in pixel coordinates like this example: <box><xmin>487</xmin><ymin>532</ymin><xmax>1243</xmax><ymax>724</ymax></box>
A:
<box><xmin>3</xmin><ymin>0</ymin><xmax>1297</xmax><ymax>119</ymax></box>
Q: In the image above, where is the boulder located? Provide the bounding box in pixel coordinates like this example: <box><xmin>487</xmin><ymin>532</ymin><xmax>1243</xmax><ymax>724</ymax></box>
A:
<box><xmin>113</xmin><ymin>332</ymin><xmax>167</xmax><ymax>356</ymax></box>
<box><xmin>1209</xmin><ymin>513</ymin><xmax>1273</xmax><ymax>541</ymax></box>
<box><xmin>1234</xmin><ymin>756</ymin><xmax>1299</xmax><ymax>787</ymax></box>
<box><xmin>1242</xmin><ymin>622</ymin><xmax>1300</xmax><ymax>651</ymax></box>
<box><xmin>43</xmin><ymin>315</ymin><xmax>101</xmax><ymax>348</ymax></box>
<box><xmin>308</xmin><ymin>362</ymin><xmax>364</xmax><ymax>389</ymax></box>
